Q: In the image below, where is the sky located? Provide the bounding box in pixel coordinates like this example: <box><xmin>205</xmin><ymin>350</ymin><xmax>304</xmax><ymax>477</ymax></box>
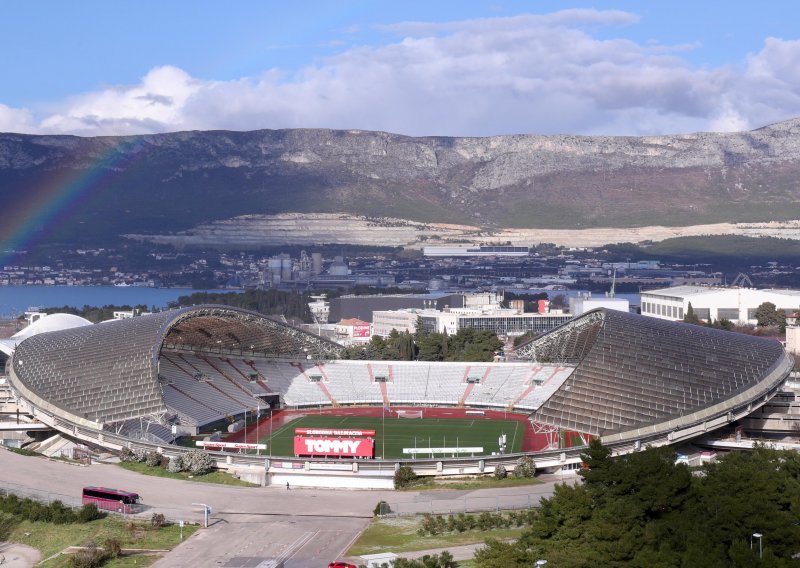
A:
<box><xmin>1</xmin><ymin>1</ymin><xmax>799</xmax><ymax>137</ymax></box>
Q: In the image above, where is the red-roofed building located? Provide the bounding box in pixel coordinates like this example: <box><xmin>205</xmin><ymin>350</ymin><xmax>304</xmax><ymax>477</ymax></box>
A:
<box><xmin>335</xmin><ymin>318</ymin><xmax>371</xmax><ymax>345</ymax></box>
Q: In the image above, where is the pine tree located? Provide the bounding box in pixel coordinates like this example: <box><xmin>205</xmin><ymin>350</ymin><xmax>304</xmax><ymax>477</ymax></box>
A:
<box><xmin>683</xmin><ymin>302</ymin><xmax>700</xmax><ymax>325</ymax></box>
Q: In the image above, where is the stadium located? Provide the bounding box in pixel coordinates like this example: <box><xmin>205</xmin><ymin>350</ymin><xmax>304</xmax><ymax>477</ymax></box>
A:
<box><xmin>3</xmin><ymin>304</ymin><xmax>793</xmax><ymax>488</ymax></box>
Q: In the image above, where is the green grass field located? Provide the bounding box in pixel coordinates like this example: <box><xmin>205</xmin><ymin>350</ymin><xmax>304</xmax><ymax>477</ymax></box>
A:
<box><xmin>258</xmin><ymin>415</ymin><xmax>523</xmax><ymax>459</ymax></box>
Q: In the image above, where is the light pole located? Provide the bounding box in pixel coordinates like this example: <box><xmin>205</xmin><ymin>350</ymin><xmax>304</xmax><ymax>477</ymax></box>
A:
<box><xmin>269</xmin><ymin>408</ymin><xmax>273</xmax><ymax>458</ymax></box>
<box><xmin>752</xmin><ymin>532</ymin><xmax>763</xmax><ymax>559</ymax></box>
<box><xmin>256</xmin><ymin>402</ymin><xmax>260</xmax><ymax>456</ymax></box>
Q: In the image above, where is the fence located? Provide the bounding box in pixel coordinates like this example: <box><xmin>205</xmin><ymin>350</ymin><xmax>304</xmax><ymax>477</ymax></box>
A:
<box><xmin>379</xmin><ymin>491</ymin><xmax>543</xmax><ymax>517</ymax></box>
<box><xmin>0</xmin><ymin>481</ymin><xmax>198</xmax><ymax>524</ymax></box>
<box><xmin>0</xmin><ymin>481</ymin><xmax>81</xmax><ymax>509</ymax></box>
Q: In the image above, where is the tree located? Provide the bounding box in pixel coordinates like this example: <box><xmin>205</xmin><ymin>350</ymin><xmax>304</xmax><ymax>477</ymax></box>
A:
<box><xmin>389</xmin><ymin>552</ymin><xmax>459</xmax><ymax>568</ymax></box>
<box><xmin>683</xmin><ymin>302</ymin><xmax>700</xmax><ymax>325</ymax></box>
<box><xmin>709</xmin><ymin>318</ymin><xmax>734</xmax><ymax>331</ymax></box>
<box><xmin>754</xmin><ymin>301</ymin><xmax>786</xmax><ymax>329</ymax></box>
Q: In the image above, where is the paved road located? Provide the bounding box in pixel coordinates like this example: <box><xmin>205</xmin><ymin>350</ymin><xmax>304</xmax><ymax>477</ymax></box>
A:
<box><xmin>0</xmin><ymin>448</ymin><xmax>572</xmax><ymax>567</ymax></box>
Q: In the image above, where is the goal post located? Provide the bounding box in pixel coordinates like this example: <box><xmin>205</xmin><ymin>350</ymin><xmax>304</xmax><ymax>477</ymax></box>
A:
<box><xmin>395</xmin><ymin>409</ymin><xmax>423</xmax><ymax>419</ymax></box>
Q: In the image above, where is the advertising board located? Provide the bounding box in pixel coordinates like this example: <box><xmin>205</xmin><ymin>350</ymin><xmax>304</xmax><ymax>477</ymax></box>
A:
<box><xmin>294</xmin><ymin>436</ymin><xmax>374</xmax><ymax>458</ymax></box>
<box><xmin>196</xmin><ymin>441</ymin><xmax>267</xmax><ymax>450</ymax></box>
<box><xmin>295</xmin><ymin>428</ymin><xmax>376</xmax><ymax>437</ymax></box>
<box><xmin>352</xmin><ymin>324</ymin><xmax>371</xmax><ymax>338</ymax></box>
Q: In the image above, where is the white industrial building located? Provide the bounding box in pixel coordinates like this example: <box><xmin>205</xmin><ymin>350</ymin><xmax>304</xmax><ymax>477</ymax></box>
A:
<box><xmin>423</xmin><ymin>246</ymin><xmax>529</xmax><ymax>257</ymax></box>
<box><xmin>569</xmin><ymin>293</ymin><xmax>630</xmax><ymax>316</ymax></box>
<box><xmin>372</xmin><ymin>306</ymin><xmax>570</xmax><ymax>338</ymax></box>
<box><xmin>640</xmin><ymin>286</ymin><xmax>800</xmax><ymax>325</ymax></box>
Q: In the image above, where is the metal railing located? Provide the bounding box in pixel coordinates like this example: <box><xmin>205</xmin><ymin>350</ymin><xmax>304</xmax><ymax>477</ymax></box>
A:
<box><xmin>380</xmin><ymin>492</ymin><xmax>546</xmax><ymax>517</ymax></box>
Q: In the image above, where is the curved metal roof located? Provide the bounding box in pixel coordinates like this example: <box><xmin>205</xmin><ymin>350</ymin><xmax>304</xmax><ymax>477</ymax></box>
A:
<box><xmin>9</xmin><ymin>305</ymin><xmax>342</xmax><ymax>427</ymax></box>
<box><xmin>517</xmin><ymin>309</ymin><xmax>792</xmax><ymax>437</ymax></box>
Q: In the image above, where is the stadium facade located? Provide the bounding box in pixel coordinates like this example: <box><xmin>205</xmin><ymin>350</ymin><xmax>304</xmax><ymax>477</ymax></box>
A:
<box><xmin>4</xmin><ymin>305</ymin><xmax>793</xmax><ymax>486</ymax></box>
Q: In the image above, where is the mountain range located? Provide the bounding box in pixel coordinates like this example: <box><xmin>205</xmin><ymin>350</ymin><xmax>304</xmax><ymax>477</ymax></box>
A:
<box><xmin>2</xmin><ymin>118</ymin><xmax>800</xmax><ymax>249</ymax></box>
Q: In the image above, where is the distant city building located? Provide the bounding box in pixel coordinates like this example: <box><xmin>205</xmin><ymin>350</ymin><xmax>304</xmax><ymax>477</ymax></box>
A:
<box><xmin>372</xmin><ymin>307</ymin><xmax>570</xmax><ymax>338</ymax></box>
<box><xmin>601</xmin><ymin>260</ymin><xmax>661</xmax><ymax>271</ymax></box>
<box><xmin>569</xmin><ymin>294</ymin><xmax>630</xmax><ymax>316</ymax></box>
<box><xmin>307</xmin><ymin>295</ymin><xmax>330</xmax><ymax>324</ymax></box>
<box><xmin>329</xmin><ymin>293</ymin><xmax>465</xmax><ymax>323</ymax></box>
<box><xmin>335</xmin><ymin>318</ymin><xmax>372</xmax><ymax>345</ymax></box>
<box><xmin>372</xmin><ymin>310</ymin><xmax>422</xmax><ymax>336</ymax></box>
<box><xmin>785</xmin><ymin>313</ymin><xmax>800</xmax><ymax>356</ymax></box>
<box><xmin>423</xmin><ymin>246</ymin><xmax>529</xmax><ymax>257</ymax></box>
<box><xmin>641</xmin><ymin>286</ymin><xmax>800</xmax><ymax>325</ymax></box>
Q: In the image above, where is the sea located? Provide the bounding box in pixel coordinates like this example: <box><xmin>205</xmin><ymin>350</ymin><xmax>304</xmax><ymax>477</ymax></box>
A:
<box><xmin>0</xmin><ymin>286</ymin><xmax>231</xmax><ymax>318</ymax></box>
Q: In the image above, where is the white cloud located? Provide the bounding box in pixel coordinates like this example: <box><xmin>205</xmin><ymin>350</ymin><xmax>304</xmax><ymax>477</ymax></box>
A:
<box><xmin>0</xmin><ymin>104</ymin><xmax>35</xmax><ymax>133</ymax></box>
<box><xmin>4</xmin><ymin>10</ymin><xmax>800</xmax><ymax>137</ymax></box>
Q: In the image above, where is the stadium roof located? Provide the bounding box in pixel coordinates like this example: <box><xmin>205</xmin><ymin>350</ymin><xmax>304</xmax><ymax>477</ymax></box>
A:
<box><xmin>0</xmin><ymin>313</ymin><xmax>92</xmax><ymax>356</ymax></box>
<box><xmin>9</xmin><ymin>305</ymin><xmax>342</xmax><ymax>427</ymax></box>
<box><xmin>515</xmin><ymin>308</ymin><xmax>791</xmax><ymax>438</ymax></box>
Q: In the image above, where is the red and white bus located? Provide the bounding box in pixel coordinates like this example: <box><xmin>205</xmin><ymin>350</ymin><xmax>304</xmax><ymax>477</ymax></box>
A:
<box><xmin>82</xmin><ymin>486</ymin><xmax>141</xmax><ymax>514</ymax></box>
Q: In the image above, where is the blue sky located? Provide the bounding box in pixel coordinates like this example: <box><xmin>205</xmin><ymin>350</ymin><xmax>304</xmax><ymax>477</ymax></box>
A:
<box><xmin>2</xmin><ymin>1</ymin><xmax>799</xmax><ymax>136</ymax></box>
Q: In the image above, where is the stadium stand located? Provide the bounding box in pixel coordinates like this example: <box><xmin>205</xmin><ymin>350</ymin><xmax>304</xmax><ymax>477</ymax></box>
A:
<box><xmin>517</xmin><ymin>308</ymin><xmax>792</xmax><ymax>436</ymax></box>
<box><xmin>9</xmin><ymin>306</ymin><xmax>342</xmax><ymax>428</ymax></box>
<box><xmin>6</xmin><ymin>305</ymin><xmax>792</xmax><ymax>457</ymax></box>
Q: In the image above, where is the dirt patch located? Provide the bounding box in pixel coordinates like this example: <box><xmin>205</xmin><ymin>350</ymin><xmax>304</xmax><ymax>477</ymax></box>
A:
<box><xmin>0</xmin><ymin>542</ymin><xmax>42</xmax><ymax>568</ymax></box>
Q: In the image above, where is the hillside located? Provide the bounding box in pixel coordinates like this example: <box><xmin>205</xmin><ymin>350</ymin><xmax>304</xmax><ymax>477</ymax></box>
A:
<box><xmin>2</xmin><ymin>119</ymin><xmax>800</xmax><ymax>247</ymax></box>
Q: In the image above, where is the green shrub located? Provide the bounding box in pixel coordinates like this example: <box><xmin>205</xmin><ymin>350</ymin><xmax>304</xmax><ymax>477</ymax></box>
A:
<box><xmin>184</xmin><ymin>449</ymin><xmax>214</xmax><ymax>475</ymax></box>
<box><xmin>166</xmin><ymin>453</ymin><xmax>184</xmax><ymax>473</ymax></box>
<box><xmin>421</xmin><ymin>513</ymin><xmax>439</xmax><ymax>535</ymax></box>
<box><xmin>78</xmin><ymin>503</ymin><xmax>103</xmax><ymax>523</ymax></box>
<box><xmin>50</xmin><ymin>500</ymin><xmax>74</xmax><ymax>524</ymax></box>
<box><xmin>494</xmin><ymin>464</ymin><xmax>507</xmax><ymax>480</ymax></box>
<box><xmin>118</xmin><ymin>447</ymin><xmax>136</xmax><ymax>463</ymax></box>
<box><xmin>373</xmin><ymin>500</ymin><xmax>390</xmax><ymax>516</ymax></box>
<box><xmin>145</xmin><ymin>450</ymin><xmax>162</xmax><ymax>468</ymax></box>
<box><xmin>393</xmin><ymin>466</ymin><xmax>418</xmax><ymax>489</ymax></box>
<box><xmin>477</xmin><ymin>511</ymin><xmax>495</xmax><ymax>530</ymax></box>
<box><xmin>70</xmin><ymin>542</ymin><xmax>111</xmax><ymax>568</ymax></box>
<box><xmin>513</xmin><ymin>456</ymin><xmax>535</xmax><ymax>478</ymax></box>
<box><xmin>104</xmin><ymin>538</ymin><xmax>122</xmax><ymax>557</ymax></box>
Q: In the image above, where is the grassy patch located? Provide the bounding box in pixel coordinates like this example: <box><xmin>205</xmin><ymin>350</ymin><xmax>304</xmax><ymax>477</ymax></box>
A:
<box><xmin>426</xmin><ymin>476</ymin><xmax>541</xmax><ymax>491</ymax></box>
<box><xmin>6</xmin><ymin>447</ymin><xmax>41</xmax><ymax>457</ymax></box>
<box><xmin>394</xmin><ymin>474</ymin><xmax>541</xmax><ymax>492</ymax></box>
<box><xmin>265</xmin><ymin>415</ymin><xmax>523</xmax><ymax>459</ymax></box>
<box><xmin>117</xmin><ymin>461</ymin><xmax>257</xmax><ymax>486</ymax></box>
<box><xmin>2</xmin><ymin>513</ymin><xmax>197</xmax><ymax>567</ymax></box>
<box><xmin>347</xmin><ymin>516</ymin><xmax>523</xmax><ymax>556</ymax></box>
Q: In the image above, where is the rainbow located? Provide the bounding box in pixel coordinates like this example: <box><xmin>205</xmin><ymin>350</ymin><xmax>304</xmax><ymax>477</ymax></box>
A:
<box><xmin>0</xmin><ymin>136</ymin><xmax>148</xmax><ymax>267</ymax></box>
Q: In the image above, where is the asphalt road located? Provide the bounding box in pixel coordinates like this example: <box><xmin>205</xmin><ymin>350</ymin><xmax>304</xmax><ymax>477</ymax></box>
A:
<box><xmin>0</xmin><ymin>448</ymin><xmax>571</xmax><ymax>567</ymax></box>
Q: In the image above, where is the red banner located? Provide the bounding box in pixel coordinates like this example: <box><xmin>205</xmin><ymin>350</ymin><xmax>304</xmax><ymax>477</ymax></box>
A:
<box><xmin>352</xmin><ymin>324</ymin><xmax>371</xmax><ymax>338</ymax></box>
<box><xmin>294</xmin><ymin>436</ymin><xmax>374</xmax><ymax>458</ymax></box>
<box><xmin>295</xmin><ymin>428</ymin><xmax>376</xmax><ymax>437</ymax></box>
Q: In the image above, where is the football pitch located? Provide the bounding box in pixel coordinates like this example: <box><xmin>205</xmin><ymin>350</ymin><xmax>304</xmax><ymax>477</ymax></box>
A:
<box><xmin>260</xmin><ymin>415</ymin><xmax>523</xmax><ymax>459</ymax></box>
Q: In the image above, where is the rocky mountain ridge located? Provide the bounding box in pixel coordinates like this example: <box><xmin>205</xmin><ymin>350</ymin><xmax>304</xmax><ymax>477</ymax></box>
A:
<box><xmin>2</xmin><ymin>119</ymin><xmax>800</xmax><ymax>247</ymax></box>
